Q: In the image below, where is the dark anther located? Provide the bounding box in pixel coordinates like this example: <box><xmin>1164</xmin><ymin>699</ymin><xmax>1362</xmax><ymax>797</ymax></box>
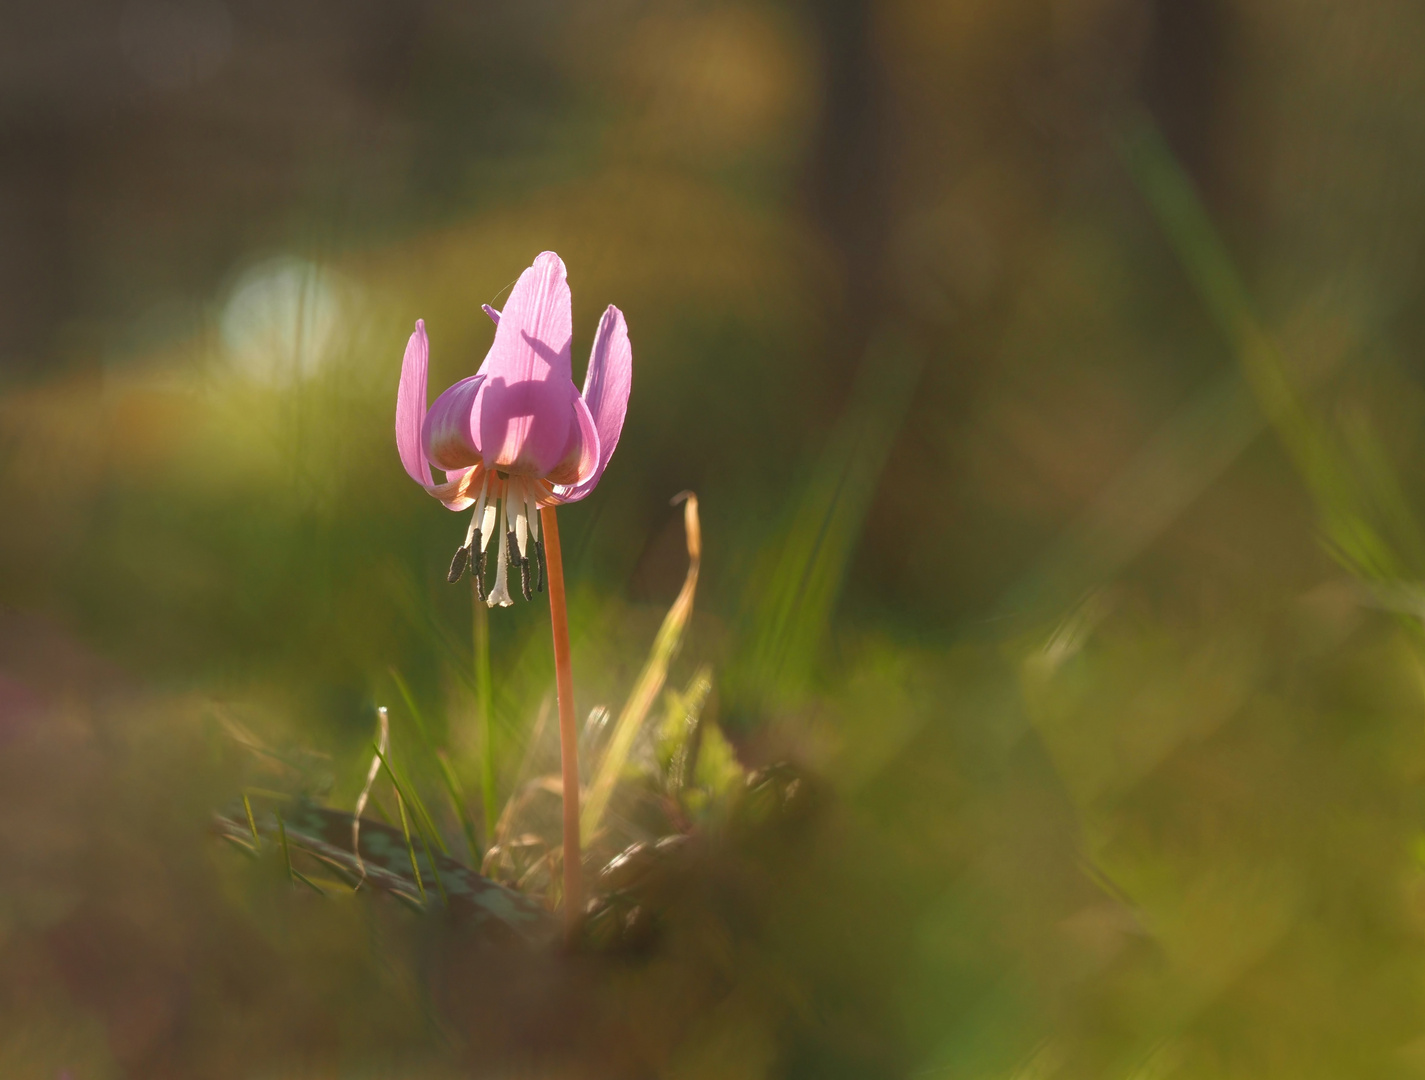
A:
<box><xmin>471</xmin><ymin>530</ymin><xmax>488</xmax><ymax>600</ymax></box>
<box><xmin>505</xmin><ymin>530</ymin><xmax>527</xmax><ymax>602</ymax></box>
<box><xmin>519</xmin><ymin>554</ymin><xmax>533</xmax><ymax>601</ymax></box>
<box><xmin>506</xmin><ymin>529</ymin><xmax>532</xmax><ymax>601</ymax></box>
<box><xmin>534</xmin><ymin>539</ymin><xmax>547</xmax><ymax>593</ymax></box>
<box><xmin>447</xmin><ymin>546</ymin><xmax>470</xmax><ymax>584</ymax></box>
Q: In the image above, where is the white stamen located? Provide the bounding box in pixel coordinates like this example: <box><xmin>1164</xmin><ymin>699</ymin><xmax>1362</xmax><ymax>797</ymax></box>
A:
<box><xmin>524</xmin><ymin>481</ymin><xmax>541</xmax><ymax>542</ymax></box>
<box><xmin>467</xmin><ymin>472</ymin><xmax>490</xmax><ymax>547</ymax></box>
<box><xmin>486</xmin><ymin>495</ymin><xmax>513</xmax><ymax>607</ymax></box>
<box><xmin>479</xmin><ymin>491</ymin><xmax>498</xmax><ymax>552</ymax></box>
<box><xmin>514</xmin><ymin>477</ymin><xmax>530</xmax><ymax>559</ymax></box>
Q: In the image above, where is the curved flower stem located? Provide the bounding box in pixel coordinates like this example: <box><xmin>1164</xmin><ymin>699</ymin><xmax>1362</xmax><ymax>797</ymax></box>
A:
<box><xmin>539</xmin><ymin>505</ymin><xmax>581</xmax><ymax>939</ymax></box>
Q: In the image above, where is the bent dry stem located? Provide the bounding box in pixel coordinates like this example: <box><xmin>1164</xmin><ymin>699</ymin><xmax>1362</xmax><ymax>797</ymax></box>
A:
<box><xmin>541</xmin><ymin>504</ymin><xmax>581</xmax><ymax>938</ymax></box>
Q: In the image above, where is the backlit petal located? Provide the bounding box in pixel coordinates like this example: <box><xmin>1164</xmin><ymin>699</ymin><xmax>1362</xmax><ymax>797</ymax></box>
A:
<box><xmin>395</xmin><ymin>320</ymin><xmax>433</xmax><ymax>485</ymax></box>
<box><xmin>469</xmin><ymin>373</ymin><xmax>575</xmax><ymax>476</ymax></box>
<box><xmin>482</xmin><ymin>252</ymin><xmax>572</xmax><ymax>386</ymax></box>
<box><xmin>546</xmin><ymin>394</ymin><xmax>600</xmax><ymax>487</ymax></box>
<box><xmin>551</xmin><ymin>305</ymin><xmax>632</xmax><ymax>503</ymax></box>
<box><xmin>471</xmin><ymin>252</ymin><xmax>578</xmax><ymax>474</ymax></box>
<box><xmin>430</xmin><ymin>464</ymin><xmax>483</xmax><ymax>511</ymax></box>
<box><xmin>422</xmin><ymin>375</ymin><xmax>484</xmax><ymax>471</ymax></box>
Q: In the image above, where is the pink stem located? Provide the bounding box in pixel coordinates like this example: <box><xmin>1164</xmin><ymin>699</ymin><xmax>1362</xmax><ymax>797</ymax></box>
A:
<box><xmin>540</xmin><ymin>505</ymin><xmax>581</xmax><ymax>940</ymax></box>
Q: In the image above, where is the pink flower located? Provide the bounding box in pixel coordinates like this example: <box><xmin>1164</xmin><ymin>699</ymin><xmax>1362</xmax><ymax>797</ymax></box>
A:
<box><xmin>396</xmin><ymin>252</ymin><xmax>632</xmax><ymax>607</ymax></box>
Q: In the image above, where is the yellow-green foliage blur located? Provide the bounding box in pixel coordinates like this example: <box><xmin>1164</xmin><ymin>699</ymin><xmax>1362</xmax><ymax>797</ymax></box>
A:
<box><xmin>3</xmin><ymin>1</ymin><xmax>1425</xmax><ymax>1078</ymax></box>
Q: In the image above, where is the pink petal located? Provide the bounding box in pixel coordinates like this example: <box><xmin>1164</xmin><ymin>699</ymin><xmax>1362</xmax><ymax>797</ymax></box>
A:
<box><xmin>431</xmin><ymin>465</ymin><xmax>483</xmax><ymax>511</ymax></box>
<box><xmin>469</xmin><ymin>370</ymin><xmax>577</xmax><ymax>476</ymax></box>
<box><xmin>552</xmin><ymin>305</ymin><xmax>632</xmax><ymax>503</ymax></box>
<box><xmin>472</xmin><ymin>252</ymin><xmax>578</xmax><ymax>475</ymax></box>
<box><xmin>546</xmin><ymin>393</ymin><xmax>601</xmax><ymax>487</ymax></box>
<box><xmin>395</xmin><ymin>320</ymin><xmax>433</xmax><ymax>485</ymax></box>
<box><xmin>422</xmin><ymin>375</ymin><xmax>484</xmax><ymax>471</ymax></box>
<box><xmin>482</xmin><ymin>252</ymin><xmax>572</xmax><ymax>385</ymax></box>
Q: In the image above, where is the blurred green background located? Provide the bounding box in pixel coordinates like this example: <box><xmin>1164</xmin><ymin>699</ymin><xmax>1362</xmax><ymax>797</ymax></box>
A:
<box><xmin>6</xmin><ymin>0</ymin><xmax>1425</xmax><ymax>1077</ymax></box>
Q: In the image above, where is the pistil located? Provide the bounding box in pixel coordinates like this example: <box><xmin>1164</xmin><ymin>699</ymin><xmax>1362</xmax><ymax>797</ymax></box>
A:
<box><xmin>486</xmin><ymin>495</ymin><xmax>514</xmax><ymax>607</ymax></box>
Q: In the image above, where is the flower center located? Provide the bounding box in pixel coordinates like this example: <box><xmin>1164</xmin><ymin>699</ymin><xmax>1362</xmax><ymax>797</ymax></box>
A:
<box><xmin>445</xmin><ymin>470</ymin><xmax>547</xmax><ymax>608</ymax></box>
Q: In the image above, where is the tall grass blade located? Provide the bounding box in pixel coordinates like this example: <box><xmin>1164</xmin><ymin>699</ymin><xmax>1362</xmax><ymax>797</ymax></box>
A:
<box><xmin>371</xmin><ymin>743</ymin><xmax>448</xmax><ymax>855</ymax></box>
<box><xmin>737</xmin><ymin>329</ymin><xmax>922</xmax><ymax>705</ymax></box>
<box><xmin>1119</xmin><ymin>116</ymin><xmax>1314</xmax><ymax>467</ymax></box>
<box><xmin>241</xmin><ymin>792</ymin><xmax>260</xmax><ymax>847</ymax></box>
<box><xmin>374</xmin><ymin>744</ymin><xmax>451</xmax><ymax>905</ymax></box>
<box><xmin>394</xmin><ymin>789</ymin><xmax>427</xmax><ymax>905</ymax></box>
<box><xmin>389</xmin><ymin>669</ymin><xmax>434</xmax><ymax>748</ymax></box>
<box><xmin>473</xmin><ymin>587</ymin><xmax>498</xmax><ymax>848</ymax></box>
<box><xmin>276</xmin><ymin>807</ymin><xmax>294</xmax><ymax>884</ymax></box>
<box><xmin>1121</xmin><ymin>114</ymin><xmax>1425</xmax><ymax>592</ymax></box>
<box><xmin>390</xmin><ymin>671</ymin><xmax>478</xmax><ymax>859</ymax></box>
<box><xmin>437</xmin><ymin>748</ymin><xmax>483</xmax><ymax>866</ymax></box>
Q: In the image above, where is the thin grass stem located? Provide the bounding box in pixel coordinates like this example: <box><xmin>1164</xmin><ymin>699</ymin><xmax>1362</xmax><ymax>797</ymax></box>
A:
<box><xmin>395</xmin><ymin>790</ymin><xmax>427</xmax><ymax>905</ymax></box>
<box><xmin>416</xmin><ymin>825</ymin><xmax>449</xmax><ymax>907</ymax></box>
<box><xmin>473</xmin><ymin>580</ymin><xmax>497</xmax><ymax>846</ymax></box>
<box><xmin>372</xmin><ymin>743</ymin><xmax>447</xmax><ymax>855</ymax></box>
<box><xmin>241</xmin><ymin>793</ymin><xmax>260</xmax><ymax>847</ymax></box>
<box><xmin>367</xmin><ymin>791</ymin><xmax>394</xmax><ymax>825</ymax></box>
<box><xmin>276</xmin><ymin>808</ymin><xmax>294</xmax><ymax>885</ymax></box>
<box><xmin>220</xmin><ymin>833</ymin><xmax>259</xmax><ymax>859</ymax></box>
<box><xmin>373</xmin><ymin>744</ymin><xmax>450</xmax><ymax>905</ymax></box>
<box><xmin>291</xmin><ymin>869</ymin><xmax>327</xmax><ymax>896</ymax></box>
<box><xmin>391</xmin><ymin>671</ymin><xmax>480</xmax><ymax>858</ymax></box>
<box><xmin>436</xmin><ymin>748</ymin><xmax>483</xmax><ymax>866</ymax></box>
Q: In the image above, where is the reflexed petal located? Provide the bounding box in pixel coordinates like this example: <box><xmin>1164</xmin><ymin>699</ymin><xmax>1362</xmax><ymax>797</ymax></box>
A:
<box><xmin>582</xmin><ymin>305</ymin><xmax>632</xmax><ymax>472</ymax></box>
<box><xmin>546</xmin><ymin>394</ymin><xmax>600</xmax><ymax>487</ymax></box>
<box><xmin>395</xmin><ymin>320</ymin><xmax>433</xmax><ymax>485</ymax></box>
<box><xmin>551</xmin><ymin>305</ymin><xmax>632</xmax><ymax>503</ymax></box>
<box><xmin>422</xmin><ymin>375</ymin><xmax>484</xmax><ymax>471</ymax></box>
<box><xmin>430</xmin><ymin>465</ymin><xmax>483</xmax><ymax>511</ymax></box>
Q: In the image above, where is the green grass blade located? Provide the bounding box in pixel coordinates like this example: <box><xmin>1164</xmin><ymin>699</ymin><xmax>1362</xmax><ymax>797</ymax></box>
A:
<box><xmin>241</xmin><ymin>793</ymin><xmax>260</xmax><ymax>847</ymax></box>
<box><xmin>291</xmin><ymin>869</ymin><xmax>327</xmax><ymax>896</ymax></box>
<box><xmin>390</xmin><ymin>668</ymin><xmax>481</xmax><ymax>864</ymax></box>
<box><xmin>734</xmin><ymin>330</ymin><xmax>923</xmax><ymax>707</ymax></box>
<box><xmin>437</xmin><ymin>749</ymin><xmax>483</xmax><ymax>866</ymax></box>
<box><xmin>389</xmin><ymin>668</ymin><xmax>435</xmax><ymax>750</ymax></box>
<box><xmin>371</xmin><ymin>743</ymin><xmax>448</xmax><ymax>856</ymax></box>
<box><xmin>366</xmin><ymin>790</ymin><xmax>394</xmax><ymax>824</ymax></box>
<box><xmin>394</xmin><ymin>791</ymin><xmax>427</xmax><ymax>905</ymax></box>
<box><xmin>1118</xmin><ymin>116</ymin><xmax>1314</xmax><ymax>465</ymax></box>
<box><xmin>473</xmin><ymin>595</ymin><xmax>497</xmax><ymax>853</ymax></box>
<box><xmin>415</xmin><ymin>821</ymin><xmax>448</xmax><ymax>907</ymax></box>
<box><xmin>1120</xmin><ymin>113</ymin><xmax>1424</xmax><ymax>593</ymax></box>
<box><xmin>276</xmin><ymin>808</ymin><xmax>294</xmax><ymax>885</ymax></box>
<box><xmin>220</xmin><ymin>833</ymin><xmax>259</xmax><ymax>859</ymax></box>
<box><xmin>373</xmin><ymin>744</ymin><xmax>451</xmax><ymax>905</ymax></box>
